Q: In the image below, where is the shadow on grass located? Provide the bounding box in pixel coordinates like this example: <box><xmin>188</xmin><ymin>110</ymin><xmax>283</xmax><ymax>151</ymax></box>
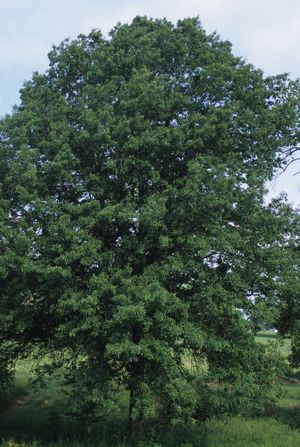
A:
<box><xmin>0</xmin><ymin>404</ymin><xmax>209</xmax><ymax>446</ymax></box>
<box><xmin>276</xmin><ymin>384</ymin><xmax>300</xmax><ymax>430</ymax></box>
<box><xmin>2</xmin><ymin>364</ymin><xmax>300</xmax><ymax>446</ymax></box>
<box><xmin>277</xmin><ymin>405</ymin><xmax>300</xmax><ymax>429</ymax></box>
<box><xmin>0</xmin><ymin>397</ymin><xmax>82</xmax><ymax>442</ymax></box>
<box><xmin>0</xmin><ymin>383</ymin><xmax>209</xmax><ymax>446</ymax></box>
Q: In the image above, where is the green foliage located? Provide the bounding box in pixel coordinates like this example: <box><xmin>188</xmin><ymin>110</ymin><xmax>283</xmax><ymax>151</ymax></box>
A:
<box><xmin>0</xmin><ymin>16</ymin><xmax>299</xmax><ymax>436</ymax></box>
<box><xmin>194</xmin><ymin>335</ymin><xmax>284</xmax><ymax>419</ymax></box>
<box><xmin>0</xmin><ymin>354</ymin><xmax>300</xmax><ymax>446</ymax></box>
<box><xmin>256</xmin><ymin>331</ymin><xmax>292</xmax><ymax>358</ymax></box>
<box><xmin>289</xmin><ymin>323</ymin><xmax>300</xmax><ymax>368</ymax></box>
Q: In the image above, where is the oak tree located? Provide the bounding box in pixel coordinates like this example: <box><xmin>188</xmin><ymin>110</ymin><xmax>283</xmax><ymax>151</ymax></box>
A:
<box><xmin>0</xmin><ymin>17</ymin><xmax>299</xmax><ymax>435</ymax></box>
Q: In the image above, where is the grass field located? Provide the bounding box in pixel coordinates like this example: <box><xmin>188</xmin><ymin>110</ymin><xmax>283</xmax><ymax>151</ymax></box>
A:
<box><xmin>1</xmin><ymin>332</ymin><xmax>300</xmax><ymax>446</ymax></box>
<box><xmin>256</xmin><ymin>331</ymin><xmax>292</xmax><ymax>357</ymax></box>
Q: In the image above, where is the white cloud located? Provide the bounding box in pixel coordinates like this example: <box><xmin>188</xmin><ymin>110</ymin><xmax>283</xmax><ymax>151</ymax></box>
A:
<box><xmin>0</xmin><ymin>37</ymin><xmax>49</xmax><ymax>67</ymax></box>
<box><xmin>81</xmin><ymin>4</ymin><xmax>145</xmax><ymax>35</ymax></box>
<box><xmin>245</xmin><ymin>15</ymin><xmax>300</xmax><ymax>77</ymax></box>
<box><xmin>1</xmin><ymin>1</ymin><xmax>300</xmax><ymax>76</ymax></box>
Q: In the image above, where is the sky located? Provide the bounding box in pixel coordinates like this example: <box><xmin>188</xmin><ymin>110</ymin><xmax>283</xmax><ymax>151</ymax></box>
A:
<box><xmin>0</xmin><ymin>0</ymin><xmax>299</xmax><ymax>206</ymax></box>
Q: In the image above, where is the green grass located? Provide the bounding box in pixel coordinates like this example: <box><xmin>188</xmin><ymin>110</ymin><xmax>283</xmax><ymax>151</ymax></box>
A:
<box><xmin>1</xmin><ymin>417</ymin><xmax>300</xmax><ymax>447</ymax></box>
<box><xmin>256</xmin><ymin>331</ymin><xmax>292</xmax><ymax>357</ymax></box>
<box><xmin>255</xmin><ymin>331</ymin><xmax>300</xmax><ymax>431</ymax></box>
<box><xmin>277</xmin><ymin>384</ymin><xmax>300</xmax><ymax>428</ymax></box>
<box><xmin>0</xmin><ymin>359</ymin><xmax>81</xmax><ymax>441</ymax></box>
<box><xmin>204</xmin><ymin>417</ymin><xmax>300</xmax><ymax>447</ymax></box>
<box><xmin>1</xmin><ymin>335</ymin><xmax>300</xmax><ymax>446</ymax></box>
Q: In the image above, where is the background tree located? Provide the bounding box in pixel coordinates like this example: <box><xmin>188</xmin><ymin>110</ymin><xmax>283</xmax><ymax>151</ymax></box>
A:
<box><xmin>275</xmin><ymin>231</ymin><xmax>300</xmax><ymax>368</ymax></box>
<box><xmin>0</xmin><ymin>16</ymin><xmax>299</xmax><ymax>436</ymax></box>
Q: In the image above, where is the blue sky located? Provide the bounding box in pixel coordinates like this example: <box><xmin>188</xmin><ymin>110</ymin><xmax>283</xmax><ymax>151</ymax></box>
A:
<box><xmin>0</xmin><ymin>0</ymin><xmax>299</xmax><ymax>206</ymax></box>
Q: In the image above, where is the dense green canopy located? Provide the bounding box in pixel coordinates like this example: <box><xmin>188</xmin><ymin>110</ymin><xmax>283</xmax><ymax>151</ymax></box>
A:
<box><xmin>0</xmin><ymin>17</ymin><xmax>299</xmax><ymax>434</ymax></box>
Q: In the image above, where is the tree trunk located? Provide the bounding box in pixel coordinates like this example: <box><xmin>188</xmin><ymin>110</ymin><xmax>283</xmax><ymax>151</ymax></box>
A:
<box><xmin>128</xmin><ymin>324</ymin><xmax>144</xmax><ymax>439</ymax></box>
<box><xmin>128</xmin><ymin>371</ymin><xmax>144</xmax><ymax>439</ymax></box>
<box><xmin>128</xmin><ymin>383</ymin><xmax>134</xmax><ymax>439</ymax></box>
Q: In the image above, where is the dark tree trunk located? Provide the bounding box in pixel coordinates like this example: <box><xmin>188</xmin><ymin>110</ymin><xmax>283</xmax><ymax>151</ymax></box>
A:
<box><xmin>128</xmin><ymin>382</ymin><xmax>134</xmax><ymax>439</ymax></box>
<box><xmin>128</xmin><ymin>324</ymin><xmax>145</xmax><ymax>439</ymax></box>
<box><xmin>128</xmin><ymin>381</ymin><xmax>144</xmax><ymax>439</ymax></box>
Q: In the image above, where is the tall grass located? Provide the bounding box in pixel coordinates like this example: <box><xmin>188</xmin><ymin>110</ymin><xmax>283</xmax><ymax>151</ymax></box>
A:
<box><xmin>1</xmin><ymin>335</ymin><xmax>300</xmax><ymax>447</ymax></box>
<box><xmin>2</xmin><ymin>417</ymin><xmax>300</xmax><ymax>447</ymax></box>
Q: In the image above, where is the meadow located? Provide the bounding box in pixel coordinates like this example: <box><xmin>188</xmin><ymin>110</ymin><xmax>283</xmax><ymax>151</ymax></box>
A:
<box><xmin>0</xmin><ymin>332</ymin><xmax>300</xmax><ymax>447</ymax></box>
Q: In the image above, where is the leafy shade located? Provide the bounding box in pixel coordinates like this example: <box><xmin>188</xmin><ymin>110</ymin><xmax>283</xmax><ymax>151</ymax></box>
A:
<box><xmin>0</xmin><ymin>16</ymin><xmax>299</xmax><ymax>435</ymax></box>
